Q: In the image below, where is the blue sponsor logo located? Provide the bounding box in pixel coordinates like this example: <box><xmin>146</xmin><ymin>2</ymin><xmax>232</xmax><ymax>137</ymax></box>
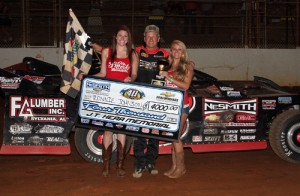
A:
<box><xmin>86</xmin><ymin>80</ymin><xmax>110</xmax><ymax>92</ymax></box>
<box><xmin>278</xmin><ymin>97</ymin><xmax>292</xmax><ymax>104</ymax></box>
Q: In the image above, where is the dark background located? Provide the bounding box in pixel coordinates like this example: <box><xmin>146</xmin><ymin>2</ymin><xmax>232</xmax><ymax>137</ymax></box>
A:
<box><xmin>1</xmin><ymin>0</ymin><xmax>299</xmax><ymax>49</ymax></box>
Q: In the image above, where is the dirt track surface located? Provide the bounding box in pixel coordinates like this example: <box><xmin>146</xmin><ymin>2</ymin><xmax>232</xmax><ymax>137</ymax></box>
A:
<box><xmin>1</xmin><ymin>87</ymin><xmax>300</xmax><ymax>196</ymax></box>
<box><xmin>0</xmin><ymin>133</ymin><xmax>299</xmax><ymax>196</ymax></box>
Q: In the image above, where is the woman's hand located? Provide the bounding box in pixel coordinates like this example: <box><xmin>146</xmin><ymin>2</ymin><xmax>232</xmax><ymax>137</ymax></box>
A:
<box><xmin>78</xmin><ymin>73</ymin><xmax>86</xmax><ymax>80</ymax></box>
<box><xmin>124</xmin><ymin>76</ymin><xmax>132</xmax><ymax>83</ymax></box>
<box><xmin>159</xmin><ymin>71</ymin><xmax>168</xmax><ymax>77</ymax></box>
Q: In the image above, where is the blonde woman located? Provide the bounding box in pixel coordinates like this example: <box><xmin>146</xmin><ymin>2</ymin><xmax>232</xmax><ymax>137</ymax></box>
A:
<box><xmin>159</xmin><ymin>40</ymin><xmax>194</xmax><ymax>178</ymax></box>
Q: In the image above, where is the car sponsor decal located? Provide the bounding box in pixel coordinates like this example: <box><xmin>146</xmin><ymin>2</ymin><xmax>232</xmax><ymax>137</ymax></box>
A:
<box><xmin>204</xmin><ymin>136</ymin><xmax>221</xmax><ymax>142</ymax></box>
<box><xmin>236</xmin><ymin>114</ymin><xmax>256</xmax><ymax>122</ymax></box>
<box><xmin>226</xmin><ymin>91</ymin><xmax>241</xmax><ymax>97</ymax></box>
<box><xmin>220</xmin><ymin>129</ymin><xmax>238</xmax><ymax>134</ymax></box>
<box><xmin>81</xmin><ymin>118</ymin><xmax>90</xmax><ymax>124</ymax></box>
<box><xmin>0</xmin><ymin>77</ymin><xmax>22</xmax><ymax>89</ymax></box>
<box><xmin>35</xmin><ymin>125</ymin><xmax>64</xmax><ymax>134</ymax></box>
<box><xmin>23</xmin><ymin>75</ymin><xmax>45</xmax><ymax>84</ymax></box>
<box><xmin>203</xmin><ymin>128</ymin><xmax>218</xmax><ymax>135</ymax></box>
<box><xmin>203</xmin><ymin>98</ymin><xmax>257</xmax><ymax>115</ymax></box>
<box><xmin>192</xmin><ymin>135</ymin><xmax>203</xmax><ymax>142</ymax></box>
<box><xmin>9</xmin><ymin>96</ymin><xmax>67</xmax><ymax>122</ymax></box>
<box><xmin>278</xmin><ymin>97</ymin><xmax>292</xmax><ymax>104</ymax></box>
<box><xmin>9</xmin><ymin>123</ymin><xmax>33</xmax><ymax>135</ymax></box>
<box><xmin>262</xmin><ymin>99</ymin><xmax>276</xmax><ymax>110</ymax></box>
<box><xmin>223</xmin><ymin>134</ymin><xmax>238</xmax><ymax>142</ymax></box>
<box><xmin>202</xmin><ymin>98</ymin><xmax>257</xmax><ymax>127</ymax></box>
<box><xmin>240</xmin><ymin>129</ymin><xmax>256</xmax><ymax>134</ymax></box>
<box><xmin>240</xmin><ymin>135</ymin><xmax>256</xmax><ymax>140</ymax></box>
<box><xmin>220</xmin><ymin>86</ymin><xmax>234</xmax><ymax>91</ymax></box>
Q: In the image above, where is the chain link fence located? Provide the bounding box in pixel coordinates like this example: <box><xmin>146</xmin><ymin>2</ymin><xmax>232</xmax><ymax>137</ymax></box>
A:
<box><xmin>0</xmin><ymin>0</ymin><xmax>299</xmax><ymax>49</ymax></box>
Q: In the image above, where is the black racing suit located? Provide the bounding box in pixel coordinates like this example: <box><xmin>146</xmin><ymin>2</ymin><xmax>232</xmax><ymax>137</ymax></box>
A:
<box><xmin>133</xmin><ymin>46</ymin><xmax>169</xmax><ymax>170</ymax></box>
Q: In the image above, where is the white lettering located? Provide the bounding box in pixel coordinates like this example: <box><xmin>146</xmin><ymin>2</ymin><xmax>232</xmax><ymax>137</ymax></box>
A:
<box><xmin>10</xmin><ymin>96</ymin><xmax>22</xmax><ymax>116</ymax></box>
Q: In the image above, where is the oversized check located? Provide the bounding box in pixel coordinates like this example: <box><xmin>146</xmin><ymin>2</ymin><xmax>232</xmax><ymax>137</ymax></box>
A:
<box><xmin>76</xmin><ymin>76</ymin><xmax>184</xmax><ymax>141</ymax></box>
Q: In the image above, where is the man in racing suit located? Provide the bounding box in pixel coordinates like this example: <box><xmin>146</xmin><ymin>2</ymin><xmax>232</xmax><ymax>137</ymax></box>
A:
<box><xmin>132</xmin><ymin>25</ymin><xmax>169</xmax><ymax>178</ymax></box>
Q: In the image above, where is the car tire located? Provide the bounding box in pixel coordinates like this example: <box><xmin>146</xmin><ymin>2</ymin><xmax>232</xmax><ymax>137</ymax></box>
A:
<box><xmin>269</xmin><ymin>110</ymin><xmax>300</xmax><ymax>163</ymax></box>
<box><xmin>74</xmin><ymin>128</ymin><xmax>117</xmax><ymax>164</ymax></box>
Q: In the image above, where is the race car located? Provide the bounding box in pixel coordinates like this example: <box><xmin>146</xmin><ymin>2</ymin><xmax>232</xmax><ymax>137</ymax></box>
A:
<box><xmin>1</xmin><ymin>57</ymin><xmax>300</xmax><ymax>164</ymax></box>
<box><xmin>75</xmin><ymin>69</ymin><xmax>300</xmax><ymax>164</ymax></box>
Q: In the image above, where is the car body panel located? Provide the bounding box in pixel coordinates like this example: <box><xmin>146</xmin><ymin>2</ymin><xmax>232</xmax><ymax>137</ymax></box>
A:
<box><xmin>1</xmin><ymin>58</ymin><xmax>300</xmax><ymax>164</ymax></box>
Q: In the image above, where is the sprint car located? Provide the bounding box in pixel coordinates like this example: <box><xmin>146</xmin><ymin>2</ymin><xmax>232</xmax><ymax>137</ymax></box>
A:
<box><xmin>1</xmin><ymin>58</ymin><xmax>300</xmax><ymax>164</ymax></box>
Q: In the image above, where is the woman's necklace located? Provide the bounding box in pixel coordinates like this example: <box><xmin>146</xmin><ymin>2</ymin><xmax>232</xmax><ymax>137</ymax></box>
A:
<box><xmin>169</xmin><ymin>65</ymin><xmax>178</xmax><ymax>72</ymax></box>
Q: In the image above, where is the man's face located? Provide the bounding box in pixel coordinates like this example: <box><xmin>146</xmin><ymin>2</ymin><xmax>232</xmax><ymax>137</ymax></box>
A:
<box><xmin>144</xmin><ymin>32</ymin><xmax>160</xmax><ymax>50</ymax></box>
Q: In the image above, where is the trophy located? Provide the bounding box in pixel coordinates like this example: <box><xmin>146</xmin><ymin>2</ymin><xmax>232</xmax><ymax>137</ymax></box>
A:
<box><xmin>151</xmin><ymin>58</ymin><xmax>169</xmax><ymax>86</ymax></box>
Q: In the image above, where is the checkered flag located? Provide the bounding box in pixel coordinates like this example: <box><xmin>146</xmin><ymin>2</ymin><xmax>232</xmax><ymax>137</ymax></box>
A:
<box><xmin>60</xmin><ymin>9</ymin><xmax>93</xmax><ymax>98</ymax></box>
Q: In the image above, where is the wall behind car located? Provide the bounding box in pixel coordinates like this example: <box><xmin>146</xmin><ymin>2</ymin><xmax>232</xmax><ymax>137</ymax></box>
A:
<box><xmin>0</xmin><ymin>48</ymin><xmax>299</xmax><ymax>86</ymax></box>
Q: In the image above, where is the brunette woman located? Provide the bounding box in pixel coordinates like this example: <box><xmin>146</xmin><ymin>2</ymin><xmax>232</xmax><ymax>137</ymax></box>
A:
<box><xmin>93</xmin><ymin>25</ymin><xmax>138</xmax><ymax>177</ymax></box>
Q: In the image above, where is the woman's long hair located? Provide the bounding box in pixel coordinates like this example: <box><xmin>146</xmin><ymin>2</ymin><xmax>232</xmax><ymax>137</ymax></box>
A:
<box><xmin>168</xmin><ymin>40</ymin><xmax>189</xmax><ymax>81</ymax></box>
<box><xmin>110</xmin><ymin>25</ymin><xmax>133</xmax><ymax>63</ymax></box>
